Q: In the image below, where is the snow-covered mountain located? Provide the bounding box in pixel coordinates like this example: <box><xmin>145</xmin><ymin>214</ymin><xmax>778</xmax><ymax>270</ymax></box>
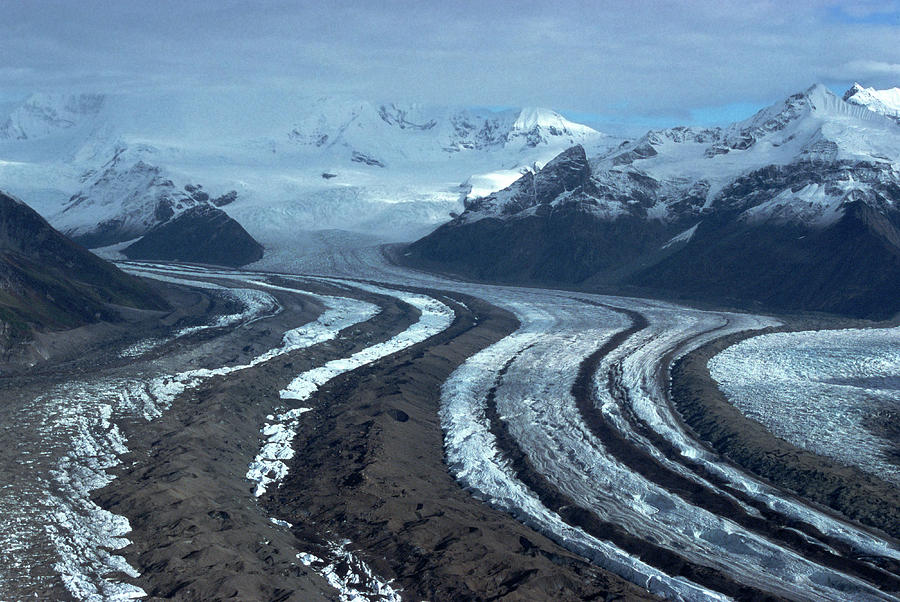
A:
<box><xmin>448</xmin><ymin>84</ymin><xmax>899</xmax><ymax>229</ymax></box>
<box><xmin>0</xmin><ymin>93</ymin><xmax>105</xmax><ymax>141</ymax></box>
<box><xmin>0</xmin><ymin>90</ymin><xmax>610</xmax><ymax>258</ymax></box>
<box><xmin>583</xmin><ymin>84</ymin><xmax>897</xmax><ymax>226</ymax></box>
<box><xmin>410</xmin><ymin>84</ymin><xmax>900</xmax><ymax>318</ymax></box>
<box><xmin>287</xmin><ymin>100</ymin><xmax>600</xmax><ymax>160</ymax></box>
<box><xmin>843</xmin><ymin>82</ymin><xmax>900</xmax><ymax>122</ymax></box>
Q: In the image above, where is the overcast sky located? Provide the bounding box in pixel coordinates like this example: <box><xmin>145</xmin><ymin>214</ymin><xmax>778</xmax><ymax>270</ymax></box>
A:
<box><xmin>2</xmin><ymin>1</ymin><xmax>899</xmax><ymax>129</ymax></box>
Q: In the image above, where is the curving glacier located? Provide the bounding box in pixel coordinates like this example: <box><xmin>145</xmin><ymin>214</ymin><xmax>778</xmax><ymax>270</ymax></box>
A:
<box><xmin>709</xmin><ymin>326</ymin><xmax>900</xmax><ymax>487</ymax></box>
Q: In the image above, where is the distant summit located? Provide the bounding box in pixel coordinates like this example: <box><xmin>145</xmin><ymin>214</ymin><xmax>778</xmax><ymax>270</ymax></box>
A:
<box><xmin>0</xmin><ymin>93</ymin><xmax>105</xmax><ymax>140</ymax></box>
<box><xmin>0</xmin><ymin>90</ymin><xmax>614</xmax><ymax>251</ymax></box>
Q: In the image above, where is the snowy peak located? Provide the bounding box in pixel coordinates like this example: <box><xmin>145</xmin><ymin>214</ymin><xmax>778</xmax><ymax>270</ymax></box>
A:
<box><xmin>729</xmin><ymin>84</ymin><xmax>861</xmax><ymax>136</ymax></box>
<box><xmin>506</xmin><ymin>107</ymin><xmax>601</xmax><ymax>148</ymax></box>
<box><xmin>512</xmin><ymin>107</ymin><xmax>566</xmax><ymax>131</ymax></box>
<box><xmin>286</xmin><ymin>98</ymin><xmax>604</xmax><ymax>161</ymax></box>
<box><xmin>0</xmin><ymin>93</ymin><xmax>105</xmax><ymax>140</ymax></box>
<box><xmin>720</xmin><ymin>84</ymin><xmax>840</xmax><ymax>153</ymax></box>
<box><xmin>459</xmin><ymin>83</ymin><xmax>900</xmax><ymax>233</ymax></box>
<box><xmin>52</xmin><ymin>143</ymin><xmax>234</xmax><ymax>247</ymax></box>
<box><xmin>602</xmin><ymin>82</ymin><xmax>900</xmax><ymax>177</ymax></box>
<box><xmin>411</xmin><ymin>87</ymin><xmax>900</xmax><ymax>319</ymax></box>
<box><xmin>843</xmin><ymin>82</ymin><xmax>900</xmax><ymax>121</ymax></box>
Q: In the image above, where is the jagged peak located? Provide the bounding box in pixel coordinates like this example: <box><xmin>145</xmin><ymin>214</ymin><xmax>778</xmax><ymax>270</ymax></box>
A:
<box><xmin>842</xmin><ymin>82</ymin><xmax>900</xmax><ymax>118</ymax></box>
<box><xmin>720</xmin><ymin>82</ymin><xmax>889</xmax><ymax>153</ymax></box>
<box><xmin>802</xmin><ymin>82</ymin><xmax>835</xmax><ymax>100</ymax></box>
<box><xmin>513</xmin><ymin>107</ymin><xmax>566</xmax><ymax>129</ymax></box>
<box><xmin>843</xmin><ymin>82</ymin><xmax>867</xmax><ymax>101</ymax></box>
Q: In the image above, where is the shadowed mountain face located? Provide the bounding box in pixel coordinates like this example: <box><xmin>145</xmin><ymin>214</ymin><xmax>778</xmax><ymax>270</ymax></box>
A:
<box><xmin>122</xmin><ymin>204</ymin><xmax>264</xmax><ymax>267</ymax></box>
<box><xmin>408</xmin><ymin>85</ymin><xmax>900</xmax><ymax>319</ymax></box>
<box><xmin>406</xmin><ymin>146</ymin><xmax>680</xmax><ymax>284</ymax></box>
<box><xmin>0</xmin><ymin>191</ymin><xmax>168</xmax><ymax>343</ymax></box>
<box><xmin>632</xmin><ymin>200</ymin><xmax>900</xmax><ymax>318</ymax></box>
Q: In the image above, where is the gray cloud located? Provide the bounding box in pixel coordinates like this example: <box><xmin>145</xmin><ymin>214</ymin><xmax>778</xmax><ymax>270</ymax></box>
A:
<box><xmin>1</xmin><ymin>0</ymin><xmax>899</xmax><ymax>123</ymax></box>
<box><xmin>825</xmin><ymin>59</ymin><xmax>900</xmax><ymax>79</ymax></box>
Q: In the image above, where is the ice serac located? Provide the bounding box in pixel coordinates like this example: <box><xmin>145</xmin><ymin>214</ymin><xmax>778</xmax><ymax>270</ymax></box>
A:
<box><xmin>0</xmin><ymin>190</ymin><xmax>167</xmax><ymax>345</ymax></box>
<box><xmin>122</xmin><ymin>204</ymin><xmax>264</xmax><ymax>267</ymax></box>
<box><xmin>409</xmin><ymin>83</ymin><xmax>900</xmax><ymax>318</ymax></box>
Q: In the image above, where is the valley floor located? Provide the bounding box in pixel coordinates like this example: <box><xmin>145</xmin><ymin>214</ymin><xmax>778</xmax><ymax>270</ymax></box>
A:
<box><xmin>0</xmin><ymin>247</ymin><xmax>898</xmax><ymax>601</ymax></box>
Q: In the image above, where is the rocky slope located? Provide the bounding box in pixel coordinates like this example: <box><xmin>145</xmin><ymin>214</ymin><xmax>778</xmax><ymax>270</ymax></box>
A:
<box><xmin>0</xmin><ymin>191</ymin><xmax>167</xmax><ymax>346</ymax></box>
<box><xmin>409</xmin><ymin>84</ymin><xmax>900</xmax><ymax>318</ymax></box>
<box><xmin>122</xmin><ymin>204</ymin><xmax>264</xmax><ymax>267</ymax></box>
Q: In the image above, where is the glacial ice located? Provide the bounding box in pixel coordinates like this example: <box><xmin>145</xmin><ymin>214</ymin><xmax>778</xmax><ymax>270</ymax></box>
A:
<box><xmin>709</xmin><ymin>326</ymin><xmax>900</xmax><ymax>487</ymax></box>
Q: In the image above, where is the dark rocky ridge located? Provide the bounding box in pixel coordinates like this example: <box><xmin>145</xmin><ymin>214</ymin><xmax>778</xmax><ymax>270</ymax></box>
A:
<box><xmin>0</xmin><ymin>190</ymin><xmax>167</xmax><ymax>345</ymax></box>
<box><xmin>123</xmin><ymin>204</ymin><xmax>264</xmax><ymax>267</ymax></box>
<box><xmin>633</xmin><ymin>198</ymin><xmax>900</xmax><ymax>319</ymax></box>
<box><xmin>409</xmin><ymin>144</ymin><xmax>900</xmax><ymax>318</ymax></box>
<box><xmin>412</xmin><ymin>145</ymin><xmax>676</xmax><ymax>284</ymax></box>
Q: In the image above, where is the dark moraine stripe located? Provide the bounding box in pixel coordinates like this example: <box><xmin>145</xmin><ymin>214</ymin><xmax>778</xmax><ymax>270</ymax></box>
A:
<box><xmin>483</xmin><ymin>348</ymin><xmax>779</xmax><ymax>600</ymax></box>
<box><xmin>571</xmin><ymin>301</ymin><xmax>900</xmax><ymax>590</ymax></box>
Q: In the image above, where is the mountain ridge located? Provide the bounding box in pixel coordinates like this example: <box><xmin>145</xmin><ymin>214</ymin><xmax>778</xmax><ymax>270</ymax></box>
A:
<box><xmin>408</xmin><ymin>83</ymin><xmax>900</xmax><ymax>318</ymax></box>
<box><xmin>0</xmin><ymin>90</ymin><xmax>612</xmax><ymax>252</ymax></box>
<box><xmin>0</xmin><ymin>190</ymin><xmax>168</xmax><ymax>346</ymax></box>
<box><xmin>843</xmin><ymin>82</ymin><xmax>900</xmax><ymax>122</ymax></box>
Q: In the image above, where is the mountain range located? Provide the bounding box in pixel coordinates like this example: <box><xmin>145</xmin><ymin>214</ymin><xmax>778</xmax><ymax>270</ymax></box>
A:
<box><xmin>0</xmin><ymin>91</ymin><xmax>609</xmax><ymax>265</ymax></box>
<box><xmin>2</xmin><ymin>83</ymin><xmax>899</xmax><ymax>318</ymax></box>
<box><xmin>409</xmin><ymin>84</ymin><xmax>900</xmax><ymax>318</ymax></box>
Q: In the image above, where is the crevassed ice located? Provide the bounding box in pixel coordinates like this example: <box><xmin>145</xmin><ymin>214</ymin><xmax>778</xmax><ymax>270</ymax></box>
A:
<box><xmin>709</xmin><ymin>326</ymin><xmax>900</xmax><ymax>487</ymax></box>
